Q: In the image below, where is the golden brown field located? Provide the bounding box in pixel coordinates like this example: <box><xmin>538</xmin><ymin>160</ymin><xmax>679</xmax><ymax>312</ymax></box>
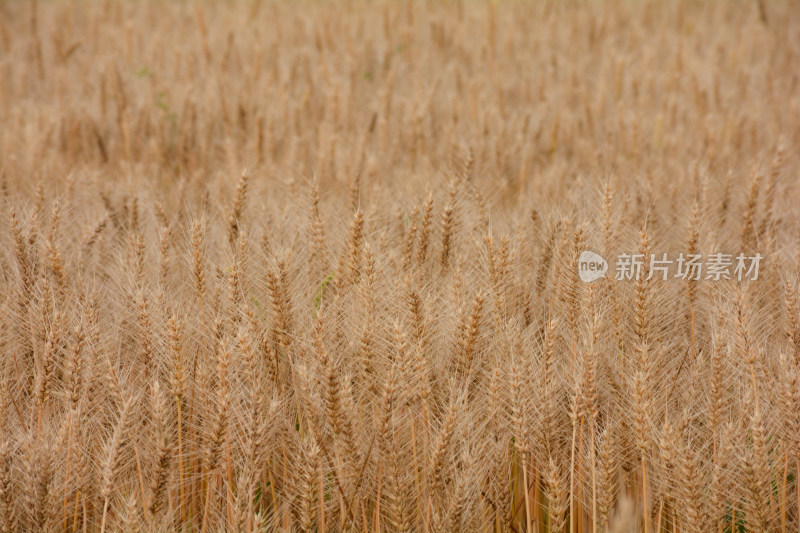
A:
<box><xmin>0</xmin><ymin>1</ymin><xmax>799</xmax><ymax>531</ymax></box>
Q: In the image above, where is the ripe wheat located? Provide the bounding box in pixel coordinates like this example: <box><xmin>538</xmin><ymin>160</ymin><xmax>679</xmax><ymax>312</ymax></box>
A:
<box><xmin>0</xmin><ymin>1</ymin><xmax>798</xmax><ymax>532</ymax></box>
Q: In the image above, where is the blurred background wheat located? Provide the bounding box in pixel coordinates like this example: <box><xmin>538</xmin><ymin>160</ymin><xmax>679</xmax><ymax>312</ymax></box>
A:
<box><xmin>0</xmin><ymin>1</ymin><xmax>799</xmax><ymax>532</ymax></box>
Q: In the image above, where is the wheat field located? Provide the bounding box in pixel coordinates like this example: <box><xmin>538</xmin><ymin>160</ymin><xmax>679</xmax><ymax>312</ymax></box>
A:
<box><xmin>0</xmin><ymin>1</ymin><xmax>799</xmax><ymax>532</ymax></box>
